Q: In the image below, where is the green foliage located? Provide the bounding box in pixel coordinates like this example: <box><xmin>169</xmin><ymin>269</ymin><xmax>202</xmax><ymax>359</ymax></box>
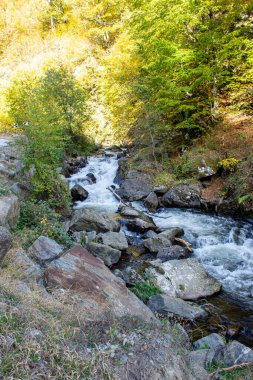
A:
<box><xmin>15</xmin><ymin>201</ymin><xmax>74</xmax><ymax>249</ymax></box>
<box><xmin>207</xmin><ymin>362</ymin><xmax>253</xmax><ymax>380</ymax></box>
<box><xmin>218</xmin><ymin>158</ymin><xmax>240</xmax><ymax>174</ymax></box>
<box><xmin>131</xmin><ymin>281</ymin><xmax>161</xmax><ymax>302</ymax></box>
<box><xmin>7</xmin><ymin>65</ymin><xmax>91</xmax><ymax>210</ymax></box>
<box><xmin>238</xmin><ymin>193</ymin><xmax>253</xmax><ymax>205</ymax></box>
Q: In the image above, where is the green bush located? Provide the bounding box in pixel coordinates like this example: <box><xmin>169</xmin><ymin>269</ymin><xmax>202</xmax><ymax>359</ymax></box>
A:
<box><xmin>15</xmin><ymin>201</ymin><xmax>74</xmax><ymax>249</ymax></box>
<box><xmin>7</xmin><ymin>65</ymin><xmax>92</xmax><ymax>212</ymax></box>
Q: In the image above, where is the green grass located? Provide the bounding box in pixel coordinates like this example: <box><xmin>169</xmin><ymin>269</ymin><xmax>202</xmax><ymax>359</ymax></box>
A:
<box><xmin>207</xmin><ymin>362</ymin><xmax>253</xmax><ymax>380</ymax></box>
<box><xmin>131</xmin><ymin>281</ymin><xmax>161</xmax><ymax>302</ymax></box>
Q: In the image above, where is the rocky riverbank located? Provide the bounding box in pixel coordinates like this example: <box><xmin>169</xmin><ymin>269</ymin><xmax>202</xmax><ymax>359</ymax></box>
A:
<box><xmin>0</xmin><ymin>140</ymin><xmax>252</xmax><ymax>379</ymax></box>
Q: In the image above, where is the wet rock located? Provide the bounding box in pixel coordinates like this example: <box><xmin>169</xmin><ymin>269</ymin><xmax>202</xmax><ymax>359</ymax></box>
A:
<box><xmin>113</xmin><ymin>267</ymin><xmax>144</xmax><ymax>286</ymax></box>
<box><xmin>45</xmin><ymin>245</ymin><xmax>155</xmax><ymax>321</ymax></box>
<box><xmin>116</xmin><ymin>170</ymin><xmax>153</xmax><ymax>201</ymax></box>
<box><xmin>147</xmin><ymin>258</ymin><xmax>221</xmax><ymax>300</ymax></box>
<box><xmin>188</xmin><ymin>349</ymin><xmax>218</xmax><ymax>370</ymax></box>
<box><xmin>0</xmin><ymin>227</ymin><xmax>13</xmax><ymax>262</ymax></box>
<box><xmin>71</xmin><ymin>184</ymin><xmax>88</xmax><ymax>202</ymax></box>
<box><xmin>118</xmin><ymin>205</ymin><xmax>141</xmax><ymax>218</ymax></box>
<box><xmin>162</xmin><ymin>183</ymin><xmax>202</xmax><ymax>208</ymax></box>
<box><xmin>28</xmin><ymin>236</ymin><xmax>63</xmax><ymax>265</ymax></box>
<box><xmin>0</xmin><ymin>195</ymin><xmax>20</xmax><ymax>228</ymax></box>
<box><xmin>153</xmin><ymin>185</ymin><xmax>168</xmax><ymax>195</ymax></box>
<box><xmin>143</xmin><ymin>236</ymin><xmax>172</xmax><ymax>253</ymax></box>
<box><xmin>193</xmin><ymin>333</ymin><xmax>225</xmax><ymax>350</ymax></box>
<box><xmin>69</xmin><ymin>208</ymin><xmax>120</xmax><ymax>233</ymax></box>
<box><xmin>157</xmin><ymin>245</ymin><xmax>191</xmax><ymax>261</ymax></box>
<box><xmin>87</xmin><ymin>172</ymin><xmax>96</xmax><ymax>183</ymax></box>
<box><xmin>63</xmin><ymin>156</ymin><xmax>87</xmax><ymax>177</ymax></box>
<box><xmin>87</xmin><ymin>242</ymin><xmax>121</xmax><ymax>266</ymax></box>
<box><xmin>148</xmin><ymin>295</ymin><xmax>208</xmax><ymax>320</ymax></box>
<box><xmin>114</xmin><ymin>157</ymin><xmax>128</xmax><ymax>185</ymax></box>
<box><xmin>126</xmin><ymin>218</ymin><xmax>157</xmax><ymax>233</ymax></box>
<box><xmin>97</xmin><ymin>232</ymin><xmax>128</xmax><ymax>251</ymax></box>
<box><xmin>159</xmin><ymin>227</ymin><xmax>184</xmax><ymax>241</ymax></box>
<box><xmin>142</xmin><ymin>230</ymin><xmax>158</xmax><ymax>239</ymax></box>
<box><xmin>144</xmin><ymin>192</ymin><xmax>159</xmax><ymax>212</ymax></box>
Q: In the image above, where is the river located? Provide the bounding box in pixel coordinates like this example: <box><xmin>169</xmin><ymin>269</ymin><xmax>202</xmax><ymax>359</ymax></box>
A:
<box><xmin>68</xmin><ymin>153</ymin><xmax>253</xmax><ymax>346</ymax></box>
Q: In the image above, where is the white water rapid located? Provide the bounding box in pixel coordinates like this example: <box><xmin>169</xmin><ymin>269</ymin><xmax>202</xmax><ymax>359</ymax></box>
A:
<box><xmin>68</xmin><ymin>155</ymin><xmax>253</xmax><ymax>308</ymax></box>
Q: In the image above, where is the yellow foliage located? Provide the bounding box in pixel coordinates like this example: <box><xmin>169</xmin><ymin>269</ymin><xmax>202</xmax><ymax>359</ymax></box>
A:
<box><xmin>218</xmin><ymin>158</ymin><xmax>240</xmax><ymax>173</ymax></box>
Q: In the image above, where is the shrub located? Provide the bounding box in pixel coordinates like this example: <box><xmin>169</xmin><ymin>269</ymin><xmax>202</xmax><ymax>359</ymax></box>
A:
<box><xmin>15</xmin><ymin>201</ymin><xmax>74</xmax><ymax>249</ymax></box>
<box><xmin>218</xmin><ymin>158</ymin><xmax>240</xmax><ymax>174</ymax></box>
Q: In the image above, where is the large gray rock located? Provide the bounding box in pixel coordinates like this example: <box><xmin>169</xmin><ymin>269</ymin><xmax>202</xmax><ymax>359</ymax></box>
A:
<box><xmin>0</xmin><ymin>227</ymin><xmax>13</xmax><ymax>261</ymax></box>
<box><xmin>148</xmin><ymin>295</ymin><xmax>208</xmax><ymax>321</ymax></box>
<box><xmin>0</xmin><ymin>195</ymin><xmax>20</xmax><ymax>228</ymax></box>
<box><xmin>87</xmin><ymin>242</ymin><xmax>121</xmax><ymax>266</ymax></box>
<box><xmin>159</xmin><ymin>227</ymin><xmax>184</xmax><ymax>241</ymax></box>
<box><xmin>157</xmin><ymin>245</ymin><xmax>191</xmax><ymax>261</ymax></box>
<box><xmin>215</xmin><ymin>340</ymin><xmax>253</xmax><ymax>366</ymax></box>
<box><xmin>189</xmin><ymin>340</ymin><xmax>253</xmax><ymax>369</ymax></box>
<box><xmin>144</xmin><ymin>192</ymin><xmax>159</xmax><ymax>212</ymax></box>
<box><xmin>28</xmin><ymin>236</ymin><xmax>63</xmax><ymax>265</ymax></box>
<box><xmin>116</xmin><ymin>170</ymin><xmax>153</xmax><ymax>201</ymax></box>
<box><xmin>147</xmin><ymin>258</ymin><xmax>221</xmax><ymax>300</ymax></box>
<box><xmin>45</xmin><ymin>245</ymin><xmax>155</xmax><ymax>322</ymax></box>
<box><xmin>113</xmin><ymin>267</ymin><xmax>145</xmax><ymax>286</ymax></box>
<box><xmin>13</xmin><ymin>249</ymin><xmax>43</xmax><ymax>283</ymax></box>
<box><xmin>144</xmin><ymin>235</ymin><xmax>172</xmax><ymax>253</ymax></box>
<box><xmin>69</xmin><ymin>208</ymin><xmax>120</xmax><ymax>233</ymax></box>
<box><xmin>71</xmin><ymin>184</ymin><xmax>88</xmax><ymax>202</ymax></box>
<box><xmin>97</xmin><ymin>232</ymin><xmax>128</xmax><ymax>251</ymax></box>
<box><xmin>126</xmin><ymin>218</ymin><xmax>157</xmax><ymax>233</ymax></box>
<box><xmin>162</xmin><ymin>183</ymin><xmax>202</xmax><ymax>208</ymax></box>
<box><xmin>193</xmin><ymin>333</ymin><xmax>225</xmax><ymax>350</ymax></box>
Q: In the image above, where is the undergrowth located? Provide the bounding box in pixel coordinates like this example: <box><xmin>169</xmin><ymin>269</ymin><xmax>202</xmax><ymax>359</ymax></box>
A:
<box><xmin>14</xmin><ymin>200</ymin><xmax>74</xmax><ymax>250</ymax></box>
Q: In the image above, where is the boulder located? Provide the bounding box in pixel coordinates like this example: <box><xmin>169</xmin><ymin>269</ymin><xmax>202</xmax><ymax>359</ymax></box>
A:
<box><xmin>13</xmin><ymin>249</ymin><xmax>42</xmax><ymax>283</ymax></box>
<box><xmin>0</xmin><ymin>195</ymin><xmax>20</xmax><ymax>228</ymax></box>
<box><xmin>142</xmin><ymin>230</ymin><xmax>158</xmax><ymax>239</ymax></box>
<box><xmin>116</xmin><ymin>170</ymin><xmax>153</xmax><ymax>201</ymax></box>
<box><xmin>157</xmin><ymin>245</ymin><xmax>191</xmax><ymax>261</ymax></box>
<box><xmin>159</xmin><ymin>227</ymin><xmax>184</xmax><ymax>241</ymax></box>
<box><xmin>63</xmin><ymin>156</ymin><xmax>87</xmax><ymax>177</ymax></box>
<box><xmin>148</xmin><ymin>295</ymin><xmax>208</xmax><ymax>320</ymax></box>
<box><xmin>87</xmin><ymin>242</ymin><xmax>121</xmax><ymax>266</ymax></box>
<box><xmin>153</xmin><ymin>185</ymin><xmax>168</xmax><ymax>195</ymax></box>
<box><xmin>118</xmin><ymin>204</ymin><xmax>154</xmax><ymax>224</ymax></box>
<box><xmin>143</xmin><ymin>236</ymin><xmax>172</xmax><ymax>253</ymax></box>
<box><xmin>45</xmin><ymin>245</ymin><xmax>155</xmax><ymax>321</ymax></box>
<box><xmin>162</xmin><ymin>183</ymin><xmax>202</xmax><ymax>208</ymax></box>
<box><xmin>87</xmin><ymin>172</ymin><xmax>96</xmax><ymax>183</ymax></box>
<box><xmin>28</xmin><ymin>236</ymin><xmax>63</xmax><ymax>265</ymax></box>
<box><xmin>126</xmin><ymin>218</ymin><xmax>157</xmax><ymax>233</ymax></box>
<box><xmin>71</xmin><ymin>184</ymin><xmax>88</xmax><ymax>202</ymax></box>
<box><xmin>68</xmin><ymin>208</ymin><xmax>120</xmax><ymax>233</ymax></box>
<box><xmin>97</xmin><ymin>232</ymin><xmax>128</xmax><ymax>251</ymax></box>
<box><xmin>215</xmin><ymin>340</ymin><xmax>253</xmax><ymax>367</ymax></box>
<box><xmin>193</xmin><ymin>333</ymin><xmax>225</xmax><ymax>350</ymax></box>
<box><xmin>147</xmin><ymin>258</ymin><xmax>221</xmax><ymax>300</ymax></box>
<box><xmin>113</xmin><ymin>267</ymin><xmax>145</xmax><ymax>286</ymax></box>
<box><xmin>144</xmin><ymin>192</ymin><xmax>159</xmax><ymax>212</ymax></box>
<box><xmin>189</xmin><ymin>340</ymin><xmax>253</xmax><ymax>369</ymax></box>
<box><xmin>114</xmin><ymin>157</ymin><xmax>128</xmax><ymax>185</ymax></box>
<box><xmin>0</xmin><ymin>227</ymin><xmax>13</xmax><ymax>261</ymax></box>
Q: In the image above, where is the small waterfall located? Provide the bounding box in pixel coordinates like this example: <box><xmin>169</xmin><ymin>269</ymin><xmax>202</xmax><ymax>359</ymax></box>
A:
<box><xmin>69</xmin><ymin>155</ymin><xmax>119</xmax><ymax>212</ymax></box>
<box><xmin>68</xmin><ymin>155</ymin><xmax>253</xmax><ymax>306</ymax></box>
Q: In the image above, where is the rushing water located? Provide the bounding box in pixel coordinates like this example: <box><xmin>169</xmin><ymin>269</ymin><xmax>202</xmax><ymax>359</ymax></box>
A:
<box><xmin>68</xmin><ymin>154</ymin><xmax>253</xmax><ymax>310</ymax></box>
<box><xmin>0</xmin><ymin>138</ymin><xmax>10</xmax><ymax>148</ymax></box>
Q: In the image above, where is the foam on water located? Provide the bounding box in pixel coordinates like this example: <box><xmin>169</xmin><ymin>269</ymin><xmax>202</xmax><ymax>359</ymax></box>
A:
<box><xmin>0</xmin><ymin>139</ymin><xmax>10</xmax><ymax>148</ymax></box>
<box><xmin>68</xmin><ymin>155</ymin><xmax>119</xmax><ymax>212</ymax></box>
<box><xmin>68</xmin><ymin>155</ymin><xmax>253</xmax><ymax>306</ymax></box>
